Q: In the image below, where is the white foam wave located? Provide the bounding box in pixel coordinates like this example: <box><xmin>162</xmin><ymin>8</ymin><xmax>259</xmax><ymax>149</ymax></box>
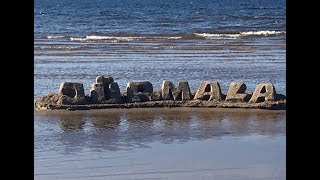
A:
<box><xmin>194</xmin><ymin>33</ymin><xmax>240</xmax><ymax>39</ymax></box>
<box><xmin>39</xmin><ymin>46</ymin><xmax>80</xmax><ymax>50</ymax></box>
<box><xmin>70</xmin><ymin>35</ymin><xmax>146</xmax><ymax>42</ymax></box>
<box><xmin>47</xmin><ymin>35</ymin><xmax>65</xmax><ymax>39</ymax></box>
<box><xmin>194</xmin><ymin>30</ymin><xmax>286</xmax><ymax>39</ymax></box>
<box><xmin>153</xmin><ymin>36</ymin><xmax>182</xmax><ymax>39</ymax></box>
<box><xmin>70</xmin><ymin>37</ymin><xmax>87</xmax><ymax>41</ymax></box>
<box><xmin>70</xmin><ymin>35</ymin><xmax>182</xmax><ymax>42</ymax></box>
<box><xmin>86</xmin><ymin>35</ymin><xmax>146</xmax><ymax>41</ymax></box>
<box><xmin>240</xmin><ymin>30</ymin><xmax>286</xmax><ymax>36</ymax></box>
<box><xmin>166</xmin><ymin>36</ymin><xmax>182</xmax><ymax>39</ymax></box>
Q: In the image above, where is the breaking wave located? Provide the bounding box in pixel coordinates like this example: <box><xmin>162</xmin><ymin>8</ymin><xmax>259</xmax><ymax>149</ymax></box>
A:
<box><xmin>194</xmin><ymin>30</ymin><xmax>286</xmax><ymax>39</ymax></box>
<box><xmin>69</xmin><ymin>35</ymin><xmax>182</xmax><ymax>42</ymax></box>
<box><xmin>42</xmin><ymin>30</ymin><xmax>285</xmax><ymax>42</ymax></box>
<box><xmin>46</xmin><ymin>35</ymin><xmax>65</xmax><ymax>39</ymax></box>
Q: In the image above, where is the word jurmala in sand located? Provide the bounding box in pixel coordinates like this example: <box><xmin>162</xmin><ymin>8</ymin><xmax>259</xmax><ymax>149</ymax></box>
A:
<box><xmin>35</xmin><ymin>76</ymin><xmax>286</xmax><ymax>110</ymax></box>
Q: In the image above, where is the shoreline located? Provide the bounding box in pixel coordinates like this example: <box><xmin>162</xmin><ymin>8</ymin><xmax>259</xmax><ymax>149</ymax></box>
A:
<box><xmin>35</xmin><ymin>106</ymin><xmax>286</xmax><ymax>114</ymax></box>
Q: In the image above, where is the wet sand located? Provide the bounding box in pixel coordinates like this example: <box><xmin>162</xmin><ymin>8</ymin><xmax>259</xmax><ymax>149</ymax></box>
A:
<box><xmin>35</xmin><ymin>108</ymin><xmax>285</xmax><ymax>180</ymax></box>
<box><xmin>35</xmin><ymin>107</ymin><xmax>286</xmax><ymax>115</ymax></box>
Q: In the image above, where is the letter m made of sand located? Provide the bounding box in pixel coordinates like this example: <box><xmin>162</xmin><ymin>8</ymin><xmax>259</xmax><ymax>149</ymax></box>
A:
<box><xmin>161</xmin><ymin>80</ymin><xmax>192</xmax><ymax>100</ymax></box>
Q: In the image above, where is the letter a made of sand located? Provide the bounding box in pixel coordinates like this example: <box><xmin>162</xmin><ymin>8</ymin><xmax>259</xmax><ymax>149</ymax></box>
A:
<box><xmin>249</xmin><ymin>83</ymin><xmax>276</xmax><ymax>103</ymax></box>
<box><xmin>194</xmin><ymin>81</ymin><xmax>223</xmax><ymax>101</ymax></box>
<box><xmin>225</xmin><ymin>82</ymin><xmax>251</xmax><ymax>102</ymax></box>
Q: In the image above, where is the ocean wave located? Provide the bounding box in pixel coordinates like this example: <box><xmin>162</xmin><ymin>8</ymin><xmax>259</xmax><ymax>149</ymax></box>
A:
<box><xmin>70</xmin><ymin>35</ymin><xmax>146</xmax><ymax>42</ymax></box>
<box><xmin>47</xmin><ymin>35</ymin><xmax>65</xmax><ymax>39</ymax></box>
<box><xmin>240</xmin><ymin>30</ymin><xmax>285</xmax><ymax>36</ymax></box>
<box><xmin>194</xmin><ymin>30</ymin><xmax>286</xmax><ymax>39</ymax></box>
<box><xmin>69</xmin><ymin>37</ymin><xmax>87</xmax><ymax>41</ymax></box>
<box><xmin>37</xmin><ymin>46</ymin><xmax>83</xmax><ymax>51</ymax></box>
<box><xmin>70</xmin><ymin>35</ymin><xmax>182</xmax><ymax>42</ymax></box>
<box><xmin>153</xmin><ymin>36</ymin><xmax>182</xmax><ymax>40</ymax></box>
<box><xmin>194</xmin><ymin>33</ymin><xmax>241</xmax><ymax>39</ymax></box>
<box><xmin>87</xmin><ymin>35</ymin><xmax>146</xmax><ymax>41</ymax></box>
<box><xmin>66</xmin><ymin>31</ymin><xmax>285</xmax><ymax>42</ymax></box>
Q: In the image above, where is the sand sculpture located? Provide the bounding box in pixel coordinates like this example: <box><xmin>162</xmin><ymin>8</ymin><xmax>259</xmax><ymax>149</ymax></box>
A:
<box><xmin>35</xmin><ymin>76</ymin><xmax>286</xmax><ymax>110</ymax></box>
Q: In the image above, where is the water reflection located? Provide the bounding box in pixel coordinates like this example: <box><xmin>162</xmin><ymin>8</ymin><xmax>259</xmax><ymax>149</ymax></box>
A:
<box><xmin>91</xmin><ymin>114</ymin><xmax>121</xmax><ymax>130</ymax></box>
<box><xmin>158</xmin><ymin>110</ymin><xmax>195</xmax><ymax>143</ymax></box>
<box><xmin>123</xmin><ymin>110</ymin><xmax>161</xmax><ymax>148</ymax></box>
<box><xmin>35</xmin><ymin>108</ymin><xmax>286</xmax><ymax>153</ymax></box>
<box><xmin>88</xmin><ymin>114</ymin><xmax>125</xmax><ymax>152</ymax></box>
<box><xmin>191</xmin><ymin>111</ymin><xmax>226</xmax><ymax>141</ymax></box>
<box><xmin>59</xmin><ymin>115</ymin><xmax>86</xmax><ymax>131</ymax></box>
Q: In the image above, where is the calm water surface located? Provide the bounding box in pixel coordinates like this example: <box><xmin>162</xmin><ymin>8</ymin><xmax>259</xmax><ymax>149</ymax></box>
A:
<box><xmin>34</xmin><ymin>108</ymin><xmax>286</xmax><ymax>180</ymax></box>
